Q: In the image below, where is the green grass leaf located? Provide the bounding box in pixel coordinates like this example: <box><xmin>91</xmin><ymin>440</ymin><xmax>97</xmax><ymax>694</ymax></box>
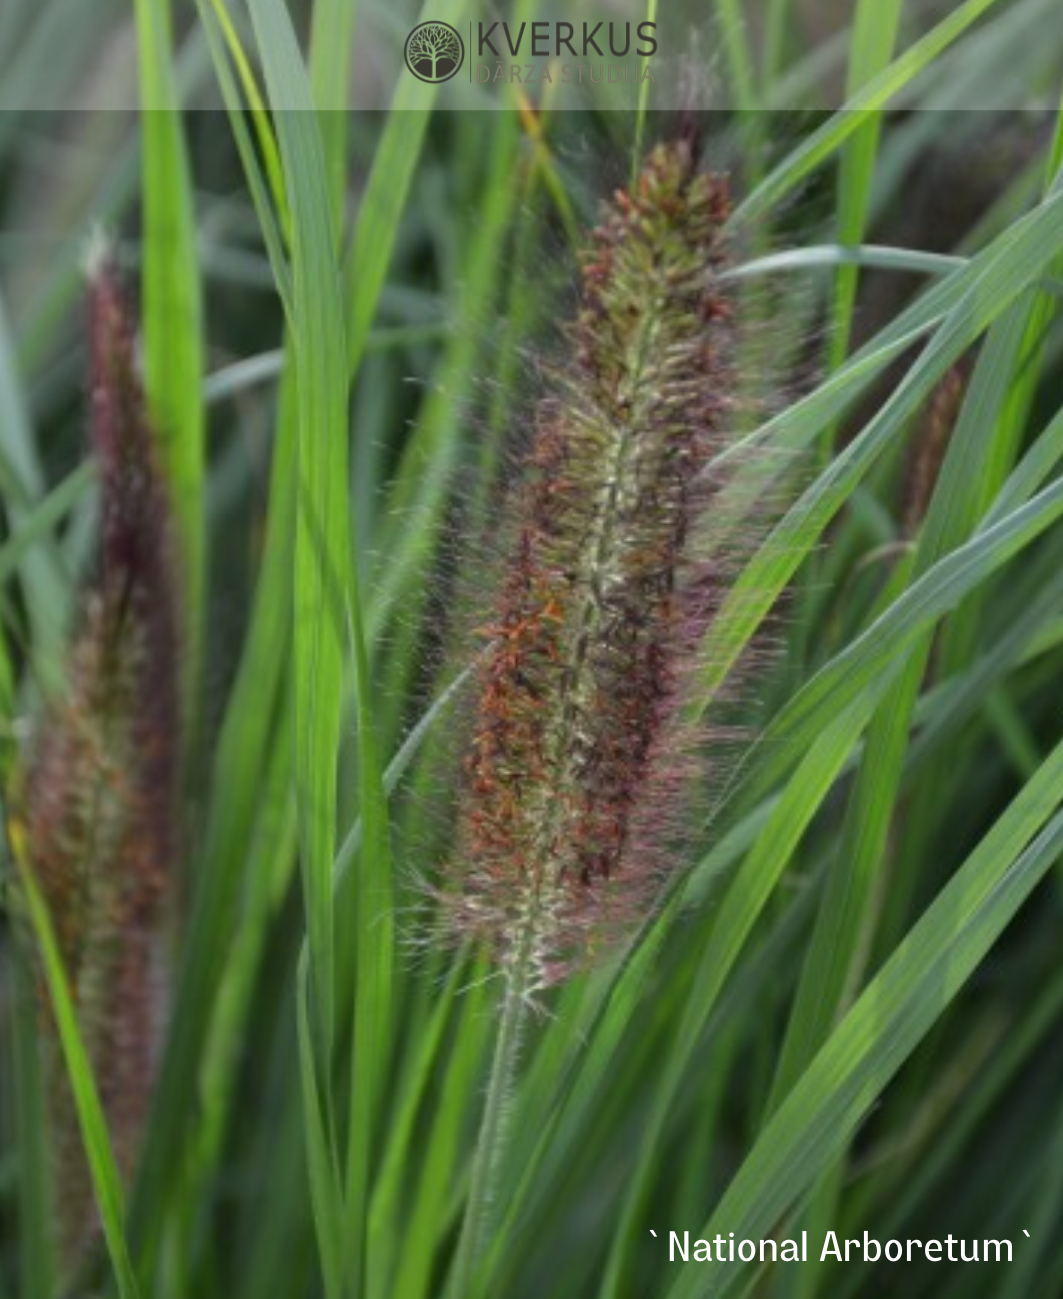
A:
<box><xmin>14</xmin><ymin>866</ymin><xmax>143</xmax><ymax>1299</ymax></box>
<box><xmin>734</xmin><ymin>0</ymin><xmax>1004</xmax><ymax>227</ymax></box>
<box><xmin>134</xmin><ymin>0</ymin><xmax>206</xmax><ymax>720</ymax></box>
<box><xmin>665</xmin><ymin>734</ymin><xmax>1063</xmax><ymax>1299</ymax></box>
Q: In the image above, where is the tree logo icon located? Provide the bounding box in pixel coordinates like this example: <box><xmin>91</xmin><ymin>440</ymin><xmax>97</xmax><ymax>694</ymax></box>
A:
<box><xmin>404</xmin><ymin>21</ymin><xmax>465</xmax><ymax>83</ymax></box>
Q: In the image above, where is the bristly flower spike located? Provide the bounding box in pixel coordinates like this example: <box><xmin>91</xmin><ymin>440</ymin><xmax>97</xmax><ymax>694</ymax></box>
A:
<box><xmin>447</xmin><ymin>137</ymin><xmax>738</xmax><ymax>992</ymax></box>
<box><xmin>448</xmin><ymin>137</ymin><xmax>748</xmax><ymax>1290</ymax></box>
<box><xmin>8</xmin><ymin>247</ymin><xmax>181</xmax><ymax>1274</ymax></box>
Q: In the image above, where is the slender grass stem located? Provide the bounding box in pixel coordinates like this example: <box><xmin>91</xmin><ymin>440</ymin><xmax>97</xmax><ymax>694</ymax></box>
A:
<box><xmin>449</xmin><ymin>944</ymin><xmax>532</xmax><ymax>1299</ymax></box>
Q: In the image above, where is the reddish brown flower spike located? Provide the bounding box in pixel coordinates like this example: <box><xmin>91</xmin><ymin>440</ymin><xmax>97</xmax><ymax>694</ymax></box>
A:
<box><xmin>11</xmin><ymin>249</ymin><xmax>181</xmax><ymax>1272</ymax></box>
<box><xmin>444</xmin><ymin>141</ymin><xmax>741</xmax><ymax>989</ymax></box>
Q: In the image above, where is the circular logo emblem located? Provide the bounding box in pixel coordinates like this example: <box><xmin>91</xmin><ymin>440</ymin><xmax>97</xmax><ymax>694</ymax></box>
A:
<box><xmin>404</xmin><ymin>21</ymin><xmax>465</xmax><ymax>83</ymax></box>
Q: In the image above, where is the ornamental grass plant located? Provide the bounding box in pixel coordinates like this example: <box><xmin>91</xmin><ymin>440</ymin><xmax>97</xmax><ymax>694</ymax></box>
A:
<box><xmin>2</xmin><ymin>3</ymin><xmax>1063</xmax><ymax>1299</ymax></box>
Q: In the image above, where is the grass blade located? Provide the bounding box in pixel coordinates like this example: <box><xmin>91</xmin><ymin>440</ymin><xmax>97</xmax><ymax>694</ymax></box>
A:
<box><xmin>134</xmin><ymin>0</ymin><xmax>206</xmax><ymax>718</ymax></box>
<box><xmin>12</xmin><ymin>863</ymin><xmax>143</xmax><ymax>1299</ymax></box>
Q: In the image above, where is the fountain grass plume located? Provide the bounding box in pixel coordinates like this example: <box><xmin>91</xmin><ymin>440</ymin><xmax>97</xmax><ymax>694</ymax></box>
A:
<box><xmin>444</xmin><ymin>137</ymin><xmax>741</xmax><ymax>991</ymax></box>
<box><xmin>447</xmin><ymin>134</ymin><xmax>766</xmax><ymax>1292</ymax></box>
<box><xmin>8</xmin><ymin>248</ymin><xmax>182</xmax><ymax>1274</ymax></box>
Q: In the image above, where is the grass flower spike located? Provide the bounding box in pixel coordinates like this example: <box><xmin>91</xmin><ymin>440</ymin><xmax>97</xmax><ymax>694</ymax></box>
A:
<box><xmin>449</xmin><ymin>136</ymin><xmax>749</xmax><ymax>1292</ymax></box>
<box><xmin>450</xmin><ymin>137</ymin><xmax>736</xmax><ymax>991</ymax></box>
<box><xmin>10</xmin><ymin>250</ymin><xmax>181</xmax><ymax>1271</ymax></box>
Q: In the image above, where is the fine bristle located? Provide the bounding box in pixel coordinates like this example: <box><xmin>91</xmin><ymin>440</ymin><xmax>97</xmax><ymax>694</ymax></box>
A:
<box><xmin>12</xmin><ymin>259</ymin><xmax>181</xmax><ymax>1274</ymax></box>
<box><xmin>439</xmin><ymin>141</ymin><xmax>755</xmax><ymax>989</ymax></box>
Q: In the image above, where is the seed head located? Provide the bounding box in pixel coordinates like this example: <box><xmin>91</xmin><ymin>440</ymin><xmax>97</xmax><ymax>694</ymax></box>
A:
<box><xmin>9</xmin><ymin>251</ymin><xmax>181</xmax><ymax>1270</ymax></box>
<box><xmin>902</xmin><ymin>359</ymin><xmax>970</xmax><ymax>538</ymax></box>
<box><xmin>444</xmin><ymin>140</ymin><xmax>740</xmax><ymax>989</ymax></box>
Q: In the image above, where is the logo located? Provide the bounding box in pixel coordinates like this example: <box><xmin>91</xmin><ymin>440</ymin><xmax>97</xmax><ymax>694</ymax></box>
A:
<box><xmin>404</xmin><ymin>21</ymin><xmax>465</xmax><ymax>83</ymax></box>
